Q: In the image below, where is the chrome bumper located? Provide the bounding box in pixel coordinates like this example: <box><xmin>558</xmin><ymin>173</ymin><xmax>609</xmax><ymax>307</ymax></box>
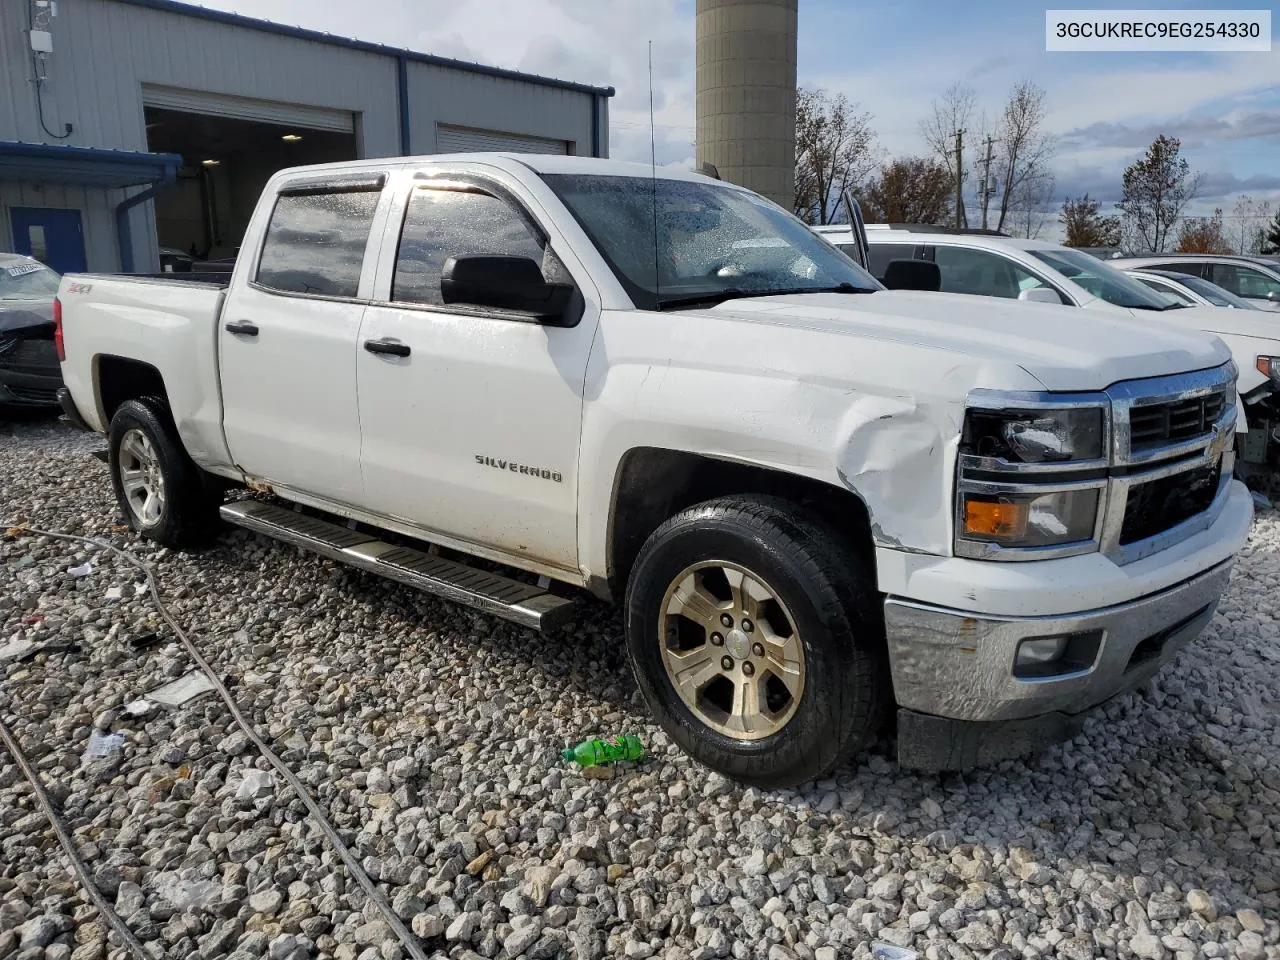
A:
<box><xmin>883</xmin><ymin>557</ymin><xmax>1235</xmax><ymax>724</ymax></box>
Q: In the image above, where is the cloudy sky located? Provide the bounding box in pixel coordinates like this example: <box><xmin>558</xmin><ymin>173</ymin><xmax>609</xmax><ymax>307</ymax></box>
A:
<box><xmin>206</xmin><ymin>0</ymin><xmax>1278</xmax><ymax>223</ymax></box>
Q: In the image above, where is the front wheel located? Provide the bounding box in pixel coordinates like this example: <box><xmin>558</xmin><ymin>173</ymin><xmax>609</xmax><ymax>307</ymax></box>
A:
<box><xmin>108</xmin><ymin>397</ymin><xmax>221</xmax><ymax>549</ymax></box>
<box><xmin>624</xmin><ymin>495</ymin><xmax>888</xmax><ymax>788</ymax></box>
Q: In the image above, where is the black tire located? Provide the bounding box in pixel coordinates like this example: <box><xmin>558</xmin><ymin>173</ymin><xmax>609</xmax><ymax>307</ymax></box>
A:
<box><xmin>108</xmin><ymin>397</ymin><xmax>221</xmax><ymax>548</ymax></box>
<box><xmin>624</xmin><ymin>495</ymin><xmax>889</xmax><ymax>788</ymax></box>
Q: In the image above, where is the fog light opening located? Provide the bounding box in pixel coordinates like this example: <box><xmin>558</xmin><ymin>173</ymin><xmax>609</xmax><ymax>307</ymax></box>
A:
<box><xmin>1013</xmin><ymin>630</ymin><xmax>1103</xmax><ymax>680</ymax></box>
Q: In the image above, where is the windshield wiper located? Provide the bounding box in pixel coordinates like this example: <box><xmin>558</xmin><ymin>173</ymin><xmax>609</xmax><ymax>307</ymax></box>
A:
<box><xmin>656</xmin><ymin>282</ymin><xmax>873</xmax><ymax>311</ymax></box>
<box><xmin>1132</xmin><ymin>302</ymin><xmax>1188</xmax><ymax>311</ymax></box>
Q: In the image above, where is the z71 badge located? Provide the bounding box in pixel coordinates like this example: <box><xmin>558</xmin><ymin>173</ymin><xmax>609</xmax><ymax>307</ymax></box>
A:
<box><xmin>476</xmin><ymin>455</ymin><xmax>562</xmax><ymax>483</ymax></box>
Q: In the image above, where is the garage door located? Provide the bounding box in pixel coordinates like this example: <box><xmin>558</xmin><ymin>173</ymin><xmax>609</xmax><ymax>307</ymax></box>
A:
<box><xmin>436</xmin><ymin>124</ymin><xmax>571</xmax><ymax>155</ymax></box>
<box><xmin>142</xmin><ymin>84</ymin><xmax>355</xmax><ymax>134</ymax></box>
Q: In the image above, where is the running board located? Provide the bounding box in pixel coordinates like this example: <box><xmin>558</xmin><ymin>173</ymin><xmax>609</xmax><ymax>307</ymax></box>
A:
<box><xmin>219</xmin><ymin>501</ymin><xmax>576</xmax><ymax>632</ymax></box>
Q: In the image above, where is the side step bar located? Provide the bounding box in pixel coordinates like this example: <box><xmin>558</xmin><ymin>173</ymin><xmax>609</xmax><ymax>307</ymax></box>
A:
<box><xmin>219</xmin><ymin>501</ymin><xmax>576</xmax><ymax>632</ymax></box>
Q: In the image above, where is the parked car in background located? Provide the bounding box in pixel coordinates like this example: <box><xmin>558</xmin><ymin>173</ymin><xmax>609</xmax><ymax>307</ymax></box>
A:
<box><xmin>1111</xmin><ymin>254</ymin><xmax>1280</xmax><ymax>312</ymax></box>
<box><xmin>0</xmin><ymin>253</ymin><xmax>62</xmax><ymax>412</ymax></box>
<box><xmin>55</xmin><ymin>154</ymin><xmax>1252</xmax><ymax>785</ymax></box>
<box><xmin>814</xmin><ymin>227</ymin><xmax>1280</xmax><ymax>487</ymax></box>
<box><xmin>1125</xmin><ymin>268</ymin><xmax>1261</xmax><ymax>311</ymax></box>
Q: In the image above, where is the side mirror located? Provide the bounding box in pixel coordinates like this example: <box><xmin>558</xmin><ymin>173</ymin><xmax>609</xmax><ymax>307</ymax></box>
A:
<box><xmin>882</xmin><ymin>259</ymin><xmax>941</xmax><ymax>292</ymax></box>
<box><xmin>440</xmin><ymin>255</ymin><xmax>576</xmax><ymax>324</ymax></box>
<box><xmin>1018</xmin><ymin>287</ymin><xmax>1063</xmax><ymax>304</ymax></box>
<box><xmin>1268</xmin><ymin>291</ymin><xmax>1280</xmax><ymax>302</ymax></box>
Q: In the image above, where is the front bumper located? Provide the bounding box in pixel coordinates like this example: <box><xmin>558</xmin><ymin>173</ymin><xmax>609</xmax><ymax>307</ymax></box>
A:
<box><xmin>883</xmin><ymin>482</ymin><xmax>1252</xmax><ymax>770</ymax></box>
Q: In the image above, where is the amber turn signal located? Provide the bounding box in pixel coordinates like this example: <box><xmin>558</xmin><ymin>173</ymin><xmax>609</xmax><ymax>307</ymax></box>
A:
<box><xmin>963</xmin><ymin>496</ymin><xmax>1029</xmax><ymax>539</ymax></box>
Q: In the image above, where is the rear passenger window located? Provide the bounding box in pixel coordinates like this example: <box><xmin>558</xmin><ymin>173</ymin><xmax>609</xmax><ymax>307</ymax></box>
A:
<box><xmin>866</xmin><ymin>243</ymin><xmax>916</xmax><ymax>280</ymax></box>
<box><xmin>393</xmin><ymin>187</ymin><xmax>545</xmax><ymax>307</ymax></box>
<box><xmin>256</xmin><ymin>188</ymin><xmax>381</xmax><ymax>298</ymax></box>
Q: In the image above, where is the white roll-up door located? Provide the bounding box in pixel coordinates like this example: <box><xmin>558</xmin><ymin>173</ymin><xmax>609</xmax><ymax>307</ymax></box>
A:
<box><xmin>436</xmin><ymin>124</ymin><xmax>571</xmax><ymax>155</ymax></box>
<box><xmin>142</xmin><ymin>84</ymin><xmax>355</xmax><ymax>134</ymax></box>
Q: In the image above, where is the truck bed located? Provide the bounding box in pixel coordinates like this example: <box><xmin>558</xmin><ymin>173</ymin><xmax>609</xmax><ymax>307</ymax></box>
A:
<box><xmin>56</xmin><ymin>272</ymin><xmax>232</xmax><ymax>469</ymax></box>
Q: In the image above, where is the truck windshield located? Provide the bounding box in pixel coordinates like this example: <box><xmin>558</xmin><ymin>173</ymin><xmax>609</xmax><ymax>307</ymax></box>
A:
<box><xmin>541</xmin><ymin>173</ymin><xmax>881</xmax><ymax>310</ymax></box>
<box><xmin>1028</xmin><ymin>248</ymin><xmax>1181</xmax><ymax>311</ymax></box>
<box><xmin>0</xmin><ymin>260</ymin><xmax>60</xmax><ymax>299</ymax></box>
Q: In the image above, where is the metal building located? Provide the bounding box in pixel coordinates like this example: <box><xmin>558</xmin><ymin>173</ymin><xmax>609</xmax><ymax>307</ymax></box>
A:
<box><xmin>0</xmin><ymin>0</ymin><xmax>613</xmax><ymax>274</ymax></box>
<box><xmin>695</xmin><ymin>0</ymin><xmax>797</xmax><ymax>209</ymax></box>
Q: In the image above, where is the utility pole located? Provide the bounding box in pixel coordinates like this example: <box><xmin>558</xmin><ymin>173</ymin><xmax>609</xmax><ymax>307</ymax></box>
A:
<box><xmin>978</xmin><ymin>134</ymin><xmax>995</xmax><ymax>231</ymax></box>
<box><xmin>954</xmin><ymin>128</ymin><xmax>964</xmax><ymax>230</ymax></box>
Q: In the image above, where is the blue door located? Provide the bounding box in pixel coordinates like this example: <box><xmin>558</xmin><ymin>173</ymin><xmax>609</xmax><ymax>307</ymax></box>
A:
<box><xmin>10</xmin><ymin>207</ymin><xmax>87</xmax><ymax>274</ymax></box>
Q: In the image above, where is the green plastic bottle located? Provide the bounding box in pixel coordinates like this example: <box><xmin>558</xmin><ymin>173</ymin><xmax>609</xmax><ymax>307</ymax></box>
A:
<box><xmin>562</xmin><ymin>735</ymin><xmax>644</xmax><ymax>768</ymax></box>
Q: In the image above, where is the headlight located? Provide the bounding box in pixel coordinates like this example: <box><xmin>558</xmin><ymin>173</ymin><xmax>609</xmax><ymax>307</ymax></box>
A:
<box><xmin>956</xmin><ymin>400</ymin><xmax>1109</xmax><ymax>559</ymax></box>
<box><xmin>1257</xmin><ymin>356</ymin><xmax>1280</xmax><ymax>382</ymax></box>
<box><xmin>963</xmin><ymin>407</ymin><xmax>1105</xmax><ymax>463</ymax></box>
<box><xmin>960</xmin><ymin>488</ymin><xmax>1100</xmax><ymax>548</ymax></box>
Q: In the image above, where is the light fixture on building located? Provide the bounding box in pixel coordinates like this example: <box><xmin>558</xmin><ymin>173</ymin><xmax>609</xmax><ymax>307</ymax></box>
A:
<box><xmin>281</xmin><ymin>133</ymin><xmax>303</xmax><ymax>142</ymax></box>
<box><xmin>201</xmin><ymin>159</ymin><xmax>221</xmax><ymax>167</ymax></box>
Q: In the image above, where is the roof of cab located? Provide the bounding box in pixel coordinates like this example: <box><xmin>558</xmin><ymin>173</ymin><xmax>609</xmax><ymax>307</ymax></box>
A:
<box><xmin>270</xmin><ymin>153</ymin><xmax>732</xmax><ymax>185</ymax></box>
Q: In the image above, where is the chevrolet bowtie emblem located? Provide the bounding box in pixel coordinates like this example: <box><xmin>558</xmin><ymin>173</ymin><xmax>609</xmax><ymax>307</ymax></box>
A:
<box><xmin>1209</xmin><ymin>421</ymin><xmax>1232</xmax><ymax>458</ymax></box>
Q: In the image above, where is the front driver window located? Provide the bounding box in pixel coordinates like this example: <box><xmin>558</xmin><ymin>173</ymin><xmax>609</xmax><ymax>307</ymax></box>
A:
<box><xmin>932</xmin><ymin>246</ymin><xmax>1063</xmax><ymax>302</ymax></box>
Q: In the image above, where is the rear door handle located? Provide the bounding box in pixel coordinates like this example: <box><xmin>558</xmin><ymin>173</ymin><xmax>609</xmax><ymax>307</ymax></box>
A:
<box><xmin>225</xmin><ymin>321</ymin><xmax>259</xmax><ymax>337</ymax></box>
<box><xmin>364</xmin><ymin>338</ymin><xmax>411</xmax><ymax>358</ymax></box>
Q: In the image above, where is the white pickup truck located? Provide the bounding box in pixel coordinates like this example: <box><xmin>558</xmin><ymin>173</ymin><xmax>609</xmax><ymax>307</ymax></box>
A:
<box><xmin>55</xmin><ymin>155</ymin><xmax>1253</xmax><ymax>787</ymax></box>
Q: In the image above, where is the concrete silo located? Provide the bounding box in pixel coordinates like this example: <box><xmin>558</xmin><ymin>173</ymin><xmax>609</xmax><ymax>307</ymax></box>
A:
<box><xmin>695</xmin><ymin>0</ymin><xmax>798</xmax><ymax>209</ymax></box>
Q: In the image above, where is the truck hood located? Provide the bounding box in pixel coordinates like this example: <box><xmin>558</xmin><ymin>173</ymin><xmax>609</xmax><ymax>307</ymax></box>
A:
<box><xmin>698</xmin><ymin>290</ymin><xmax>1231</xmax><ymax>391</ymax></box>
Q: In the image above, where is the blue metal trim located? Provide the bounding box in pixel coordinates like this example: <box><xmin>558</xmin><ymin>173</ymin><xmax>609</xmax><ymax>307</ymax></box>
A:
<box><xmin>116</xmin><ymin>185</ymin><xmax>163</xmax><ymax>273</ymax></box>
<box><xmin>111</xmin><ymin>156</ymin><xmax>180</xmax><ymax>273</ymax></box>
<box><xmin>0</xmin><ymin>141</ymin><xmax>181</xmax><ymax>189</ymax></box>
<box><xmin>591</xmin><ymin>94</ymin><xmax>601</xmax><ymax>158</ymax></box>
<box><xmin>397</xmin><ymin>55</ymin><xmax>411</xmax><ymax>156</ymax></box>
<box><xmin>107</xmin><ymin>0</ymin><xmax>616</xmax><ymax>99</ymax></box>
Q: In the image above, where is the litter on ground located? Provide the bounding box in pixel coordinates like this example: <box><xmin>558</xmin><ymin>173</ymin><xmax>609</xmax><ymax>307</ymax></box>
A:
<box><xmin>149</xmin><ymin>671</ymin><xmax>217</xmax><ymax>708</ymax></box>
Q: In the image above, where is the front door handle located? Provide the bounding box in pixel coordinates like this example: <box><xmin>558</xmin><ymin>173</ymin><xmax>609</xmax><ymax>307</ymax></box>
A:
<box><xmin>364</xmin><ymin>338</ymin><xmax>411</xmax><ymax>358</ymax></box>
<box><xmin>225</xmin><ymin>320</ymin><xmax>259</xmax><ymax>337</ymax></box>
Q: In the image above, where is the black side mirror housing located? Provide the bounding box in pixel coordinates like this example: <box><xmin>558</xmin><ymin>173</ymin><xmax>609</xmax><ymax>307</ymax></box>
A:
<box><xmin>440</xmin><ymin>255</ymin><xmax>577</xmax><ymax>325</ymax></box>
<box><xmin>882</xmin><ymin>259</ymin><xmax>942</xmax><ymax>292</ymax></box>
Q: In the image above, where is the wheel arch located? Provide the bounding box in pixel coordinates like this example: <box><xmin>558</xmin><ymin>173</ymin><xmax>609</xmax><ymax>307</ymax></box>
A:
<box><xmin>94</xmin><ymin>354</ymin><xmax>168</xmax><ymax>426</ymax></box>
<box><xmin>601</xmin><ymin>447</ymin><xmax>877</xmax><ymax>602</ymax></box>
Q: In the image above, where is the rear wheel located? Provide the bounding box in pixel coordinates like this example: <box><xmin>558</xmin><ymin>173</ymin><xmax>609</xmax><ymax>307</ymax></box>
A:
<box><xmin>108</xmin><ymin>398</ymin><xmax>221</xmax><ymax>548</ymax></box>
<box><xmin>624</xmin><ymin>495</ymin><xmax>888</xmax><ymax>788</ymax></box>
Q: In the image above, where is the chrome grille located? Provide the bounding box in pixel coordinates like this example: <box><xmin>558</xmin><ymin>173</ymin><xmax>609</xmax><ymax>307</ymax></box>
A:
<box><xmin>1128</xmin><ymin>388</ymin><xmax>1228</xmax><ymax>451</ymax></box>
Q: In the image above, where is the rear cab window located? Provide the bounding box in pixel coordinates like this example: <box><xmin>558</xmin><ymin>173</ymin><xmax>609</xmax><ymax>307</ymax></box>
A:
<box><xmin>865</xmin><ymin>243</ymin><xmax>917</xmax><ymax>281</ymax></box>
<box><xmin>255</xmin><ymin>178</ymin><xmax>385</xmax><ymax>298</ymax></box>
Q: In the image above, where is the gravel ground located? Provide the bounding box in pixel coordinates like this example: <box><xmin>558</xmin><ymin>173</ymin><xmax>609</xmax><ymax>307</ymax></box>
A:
<box><xmin>1</xmin><ymin>415</ymin><xmax>1279</xmax><ymax>960</ymax></box>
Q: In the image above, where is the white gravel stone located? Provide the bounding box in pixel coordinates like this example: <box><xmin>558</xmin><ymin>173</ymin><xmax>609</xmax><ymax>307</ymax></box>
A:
<box><xmin>2</xmin><ymin>420</ymin><xmax>1280</xmax><ymax>960</ymax></box>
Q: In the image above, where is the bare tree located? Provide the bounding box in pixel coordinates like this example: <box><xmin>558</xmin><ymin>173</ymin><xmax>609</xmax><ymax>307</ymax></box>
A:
<box><xmin>992</xmin><ymin>81</ymin><xmax>1055</xmax><ymax>234</ymax></box>
<box><xmin>920</xmin><ymin>83</ymin><xmax>977</xmax><ymax>228</ymax></box>
<box><xmin>1117</xmin><ymin>135</ymin><xmax>1203</xmax><ymax>253</ymax></box>
<box><xmin>1060</xmin><ymin>194</ymin><xmax>1122</xmax><ymax>248</ymax></box>
<box><xmin>858</xmin><ymin>157</ymin><xmax>953</xmax><ymax>224</ymax></box>
<box><xmin>1231</xmin><ymin>194</ymin><xmax>1274</xmax><ymax>255</ymax></box>
<box><xmin>1004</xmin><ymin>171</ymin><xmax>1056</xmax><ymax>239</ymax></box>
<box><xmin>793</xmin><ymin>88</ymin><xmax>878</xmax><ymax>225</ymax></box>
